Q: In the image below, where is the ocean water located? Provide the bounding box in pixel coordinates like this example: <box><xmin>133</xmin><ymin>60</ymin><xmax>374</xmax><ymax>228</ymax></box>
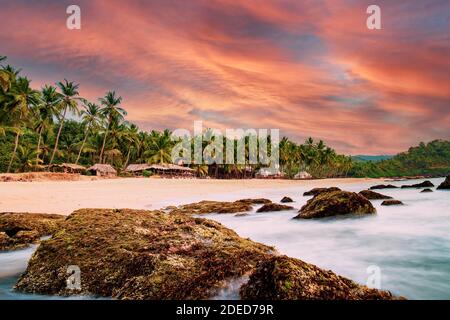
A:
<box><xmin>1</xmin><ymin>177</ymin><xmax>449</xmax><ymax>299</ymax></box>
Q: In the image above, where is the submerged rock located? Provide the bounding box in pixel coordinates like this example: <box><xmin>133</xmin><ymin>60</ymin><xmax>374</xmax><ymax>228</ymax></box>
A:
<box><xmin>0</xmin><ymin>212</ymin><xmax>65</xmax><ymax>251</ymax></box>
<box><xmin>359</xmin><ymin>190</ymin><xmax>393</xmax><ymax>200</ymax></box>
<box><xmin>169</xmin><ymin>200</ymin><xmax>253</xmax><ymax>215</ymax></box>
<box><xmin>303</xmin><ymin>187</ymin><xmax>341</xmax><ymax>197</ymax></box>
<box><xmin>256</xmin><ymin>203</ymin><xmax>294</xmax><ymax>213</ymax></box>
<box><xmin>15</xmin><ymin>209</ymin><xmax>273</xmax><ymax>299</ymax></box>
<box><xmin>240</xmin><ymin>256</ymin><xmax>398</xmax><ymax>300</ymax></box>
<box><xmin>295</xmin><ymin>191</ymin><xmax>376</xmax><ymax>219</ymax></box>
<box><xmin>369</xmin><ymin>184</ymin><xmax>399</xmax><ymax>190</ymax></box>
<box><xmin>280</xmin><ymin>196</ymin><xmax>294</xmax><ymax>203</ymax></box>
<box><xmin>421</xmin><ymin>189</ymin><xmax>433</xmax><ymax>193</ymax></box>
<box><xmin>381</xmin><ymin>200</ymin><xmax>404</xmax><ymax>206</ymax></box>
<box><xmin>401</xmin><ymin>180</ymin><xmax>434</xmax><ymax>189</ymax></box>
<box><xmin>437</xmin><ymin>175</ymin><xmax>450</xmax><ymax>190</ymax></box>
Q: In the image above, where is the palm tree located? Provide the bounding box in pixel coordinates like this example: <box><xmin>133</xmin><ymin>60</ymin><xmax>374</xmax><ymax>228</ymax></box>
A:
<box><xmin>98</xmin><ymin>91</ymin><xmax>126</xmax><ymax>163</ymax></box>
<box><xmin>2</xmin><ymin>77</ymin><xmax>41</xmax><ymax>172</ymax></box>
<box><xmin>35</xmin><ymin>85</ymin><xmax>59</xmax><ymax>163</ymax></box>
<box><xmin>49</xmin><ymin>79</ymin><xmax>82</xmax><ymax>165</ymax></box>
<box><xmin>75</xmin><ymin>102</ymin><xmax>101</xmax><ymax>164</ymax></box>
<box><xmin>122</xmin><ymin>123</ymin><xmax>140</xmax><ymax>169</ymax></box>
<box><xmin>17</xmin><ymin>144</ymin><xmax>42</xmax><ymax>172</ymax></box>
<box><xmin>144</xmin><ymin>130</ymin><xmax>173</xmax><ymax>164</ymax></box>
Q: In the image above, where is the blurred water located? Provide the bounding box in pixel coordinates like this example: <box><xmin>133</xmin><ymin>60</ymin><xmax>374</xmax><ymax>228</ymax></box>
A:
<box><xmin>1</xmin><ymin>177</ymin><xmax>449</xmax><ymax>299</ymax></box>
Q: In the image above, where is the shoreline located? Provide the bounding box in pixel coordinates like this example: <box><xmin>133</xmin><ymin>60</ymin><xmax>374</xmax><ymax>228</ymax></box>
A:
<box><xmin>0</xmin><ymin>176</ymin><xmax>384</xmax><ymax>215</ymax></box>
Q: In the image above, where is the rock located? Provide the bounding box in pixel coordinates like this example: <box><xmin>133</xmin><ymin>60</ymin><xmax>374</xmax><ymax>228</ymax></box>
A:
<box><xmin>15</xmin><ymin>209</ymin><xmax>273</xmax><ymax>299</ymax></box>
<box><xmin>280</xmin><ymin>196</ymin><xmax>293</xmax><ymax>203</ymax></box>
<box><xmin>401</xmin><ymin>180</ymin><xmax>434</xmax><ymax>189</ymax></box>
<box><xmin>235</xmin><ymin>198</ymin><xmax>272</xmax><ymax>205</ymax></box>
<box><xmin>421</xmin><ymin>189</ymin><xmax>433</xmax><ymax>193</ymax></box>
<box><xmin>0</xmin><ymin>232</ymin><xmax>11</xmax><ymax>249</ymax></box>
<box><xmin>303</xmin><ymin>187</ymin><xmax>341</xmax><ymax>197</ymax></box>
<box><xmin>295</xmin><ymin>191</ymin><xmax>376</xmax><ymax>219</ymax></box>
<box><xmin>240</xmin><ymin>256</ymin><xmax>399</xmax><ymax>300</ymax></box>
<box><xmin>437</xmin><ymin>175</ymin><xmax>450</xmax><ymax>190</ymax></box>
<box><xmin>369</xmin><ymin>184</ymin><xmax>399</xmax><ymax>190</ymax></box>
<box><xmin>359</xmin><ymin>190</ymin><xmax>393</xmax><ymax>200</ymax></box>
<box><xmin>169</xmin><ymin>200</ymin><xmax>253</xmax><ymax>215</ymax></box>
<box><xmin>256</xmin><ymin>203</ymin><xmax>294</xmax><ymax>213</ymax></box>
<box><xmin>381</xmin><ymin>200</ymin><xmax>404</xmax><ymax>206</ymax></box>
<box><xmin>0</xmin><ymin>212</ymin><xmax>65</xmax><ymax>251</ymax></box>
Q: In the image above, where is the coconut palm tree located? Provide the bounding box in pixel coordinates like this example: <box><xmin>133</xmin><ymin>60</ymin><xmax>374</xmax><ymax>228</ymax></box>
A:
<box><xmin>35</xmin><ymin>85</ymin><xmax>59</xmax><ymax>162</ymax></box>
<box><xmin>122</xmin><ymin>123</ymin><xmax>140</xmax><ymax>169</ymax></box>
<box><xmin>75</xmin><ymin>102</ymin><xmax>101</xmax><ymax>164</ymax></box>
<box><xmin>49</xmin><ymin>79</ymin><xmax>82</xmax><ymax>165</ymax></box>
<box><xmin>2</xmin><ymin>77</ymin><xmax>41</xmax><ymax>172</ymax></box>
<box><xmin>16</xmin><ymin>144</ymin><xmax>42</xmax><ymax>172</ymax></box>
<box><xmin>98</xmin><ymin>91</ymin><xmax>126</xmax><ymax>163</ymax></box>
<box><xmin>144</xmin><ymin>130</ymin><xmax>173</xmax><ymax>164</ymax></box>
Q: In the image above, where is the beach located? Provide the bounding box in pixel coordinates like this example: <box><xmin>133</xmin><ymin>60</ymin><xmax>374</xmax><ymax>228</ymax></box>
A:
<box><xmin>0</xmin><ymin>177</ymin><xmax>382</xmax><ymax>215</ymax></box>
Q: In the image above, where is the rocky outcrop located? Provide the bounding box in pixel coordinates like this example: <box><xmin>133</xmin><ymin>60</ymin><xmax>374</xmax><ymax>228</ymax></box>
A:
<box><xmin>240</xmin><ymin>256</ymin><xmax>399</xmax><ymax>300</ymax></box>
<box><xmin>359</xmin><ymin>190</ymin><xmax>393</xmax><ymax>200</ymax></box>
<box><xmin>303</xmin><ymin>187</ymin><xmax>341</xmax><ymax>197</ymax></box>
<box><xmin>421</xmin><ymin>189</ymin><xmax>433</xmax><ymax>193</ymax></box>
<box><xmin>369</xmin><ymin>184</ymin><xmax>398</xmax><ymax>190</ymax></box>
<box><xmin>15</xmin><ymin>209</ymin><xmax>273</xmax><ymax>299</ymax></box>
<box><xmin>280</xmin><ymin>196</ymin><xmax>294</xmax><ymax>203</ymax></box>
<box><xmin>437</xmin><ymin>176</ymin><xmax>450</xmax><ymax>190</ymax></box>
<box><xmin>169</xmin><ymin>200</ymin><xmax>253</xmax><ymax>215</ymax></box>
<box><xmin>381</xmin><ymin>200</ymin><xmax>404</xmax><ymax>206</ymax></box>
<box><xmin>401</xmin><ymin>181</ymin><xmax>434</xmax><ymax>189</ymax></box>
<box><xmin>256</xmin><ymin>203</ymin><xmax>294</xmax><ymax>213</ymax></box>
<box><xmin>0</xmin><ymin>212</ymin><xmax>65</xmax><ymax>251</ymax></box>
<box><xmin>235</xmin><ymin>198</ymin><xmax>272</xmax><ymax>205</ymax></box>
<box><xmin>295</xmin><ymin>191</ymin><xmax>376</xmax><ymax>219</ymax></box>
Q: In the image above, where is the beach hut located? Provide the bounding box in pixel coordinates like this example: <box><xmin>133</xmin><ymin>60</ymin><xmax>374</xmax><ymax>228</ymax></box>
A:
<box><xmin>87</xmin><ymin>164</ymin><xmax>117</xmax><ymax>177</ymax></box>
<box><xmin>48</xmin><ymin>163</ymin><xmax>86</xmax><ymax>174</ymax></box>
<box><xmin>148</xmin><ymin>164</ymin><xmax>194</xmax><ymax>178</ymax></box>
<box><xmin>294</xmin><ymin>171</ymin><xmax>312</xmax><ymax>180</ymax></box>
<box><xmin>125</xmin><ymin>164</ymin><xmax>153</xmax><ymax>175</ymax></box>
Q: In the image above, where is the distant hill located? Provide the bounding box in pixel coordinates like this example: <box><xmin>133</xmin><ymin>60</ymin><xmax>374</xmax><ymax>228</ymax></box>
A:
<box><xmin>352</xmin><ymin>155</ymin><xmax>393</xmax><ymax>162</ymax></box>
<box><xmin>350</xmin><ymin>140</ymin><xmax>450</xmax><ymax>178</ymax></box>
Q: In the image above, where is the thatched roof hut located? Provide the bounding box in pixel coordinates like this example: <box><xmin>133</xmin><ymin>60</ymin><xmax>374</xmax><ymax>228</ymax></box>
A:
<box><xmin>87</xmin><ymin>164</ymin><xmax>117</xmax><ymax>177</ymax></box>
<box><xmin>125</xmin><ymin>164</ymin><xmax>153</xmax><ymax>173</ymax></box>
<box><xmin>48</xmin><ymin>163</ymin><xmax>86</xmax><ymax>174</ymax></box>
<box><xmin>148</xmin><ymin>164</ymin><xmax>194</xmax><ymax>177</ymax></box>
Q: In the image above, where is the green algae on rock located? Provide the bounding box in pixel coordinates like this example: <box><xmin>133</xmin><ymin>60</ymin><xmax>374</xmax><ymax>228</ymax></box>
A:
<box><xmin>15</xmin><ymin>208</ymin><xmax>273</xmax><ymax>299</ymax></box>
<box><xmin>359</xmin><ymin>190</ymin><xmax>393</xmax><ymax>200</ymax></box>
<box><xmin>240</xmin><ymin>256</ymin><xmax>399</xmax><ymax>300</ymax></box>
<box><xmin>0</xmin><ymin>212</ymin><xmax>65</xmax><ymax>251</ymax></box>
<box><xmin>295</xmin><ymin>191</ymin><xmax>376</xmax><ymax>219</ymax></box>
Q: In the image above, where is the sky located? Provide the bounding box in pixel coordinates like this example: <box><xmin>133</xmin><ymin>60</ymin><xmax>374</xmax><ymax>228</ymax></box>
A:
<box><xmin>0</xmin><ymin>0</ymin><xmax>449</xmax><ymax>155</ymax></box>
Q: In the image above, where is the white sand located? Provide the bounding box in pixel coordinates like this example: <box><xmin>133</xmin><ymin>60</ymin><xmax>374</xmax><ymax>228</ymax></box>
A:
<box><xmin>0</xmin><ymin>177</ymin><xmax>382</xmax><ymax>215</ymax></box>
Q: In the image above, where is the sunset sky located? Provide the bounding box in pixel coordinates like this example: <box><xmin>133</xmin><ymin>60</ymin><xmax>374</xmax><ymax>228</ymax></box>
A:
<box><xmin>0</xmin><ymin>0</ymin><xmax>449</xmax><ymax>155</ymax></box>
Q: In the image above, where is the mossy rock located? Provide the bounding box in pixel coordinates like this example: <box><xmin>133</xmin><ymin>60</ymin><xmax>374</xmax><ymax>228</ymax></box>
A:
<box><xmin>280</xmin><ymin>196</ymin><xmax>294</xmax><ymax>203</ymax></box>
<box><xmin>295</xmin><ymin>191</ymin><xmax>376</xmax><ymax>219</ymax></box>
<box><xmin>303</xmin><ymin>187</ymin><xmax>341</xmax><ymax>197</ymax></box>
<box><xmin>401</xmin><ymin>180</ymin><xmax>434</xmax><ymax>189</ymax></box>
<box><xmin>235</xmin><ymin>198</ymin><xmax>272</xmax><ymax>205</ymax></box>
<box><xmin>256</xmin><ymin>203</ymin><xmax>294</xmax><ymax>213</ymax></box>
<box><xmin>15</xmin><ymin>209</ymin><xmax>273</xmax><ymax>299</ymax></box>
<box><xmin>369</xmin><ymin>184</ymin><xmax>398</xmax><ymax>190</ymax></box>
<box><xmin>240</xmin><ymin>256</ymin><xmax>400</xmax><ymax>300</ymax></box>
<box><xmin>381</xmin><ymin>200</ymin><xmax>404</xmax><ymax>206</ymax></box>
<box><xmin>169</xmin><ymin>200</ymin><xmax>253</xmax><ymax>215</ymax></box>
<box><xmin>0</xmin><ymin>212</ymin><xmax>65</xmax><ymax>251</ymax></box>
<box><xmin>359</xmin><ymin>190</ymin><xmax>393</xmax><ymax>200</ymax></box>
<box><xmin>437</xmin><ymin>175</ymin><xmax>450</xmax><ymax>190</ymax></box>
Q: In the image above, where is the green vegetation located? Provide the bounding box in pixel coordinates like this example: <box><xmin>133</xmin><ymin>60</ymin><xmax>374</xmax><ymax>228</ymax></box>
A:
<box><xmin>1</xmin><ymin>55</ymin><xmax>448</xmax><ymax>179</ymax></box>
<box><xmin>350</xmin><ymin>140</ymin><xmax>450</xmax><ymax>178</ymax></box>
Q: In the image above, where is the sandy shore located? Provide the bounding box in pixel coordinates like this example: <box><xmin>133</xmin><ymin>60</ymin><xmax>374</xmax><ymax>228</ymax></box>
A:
<box><xmin>0</xmin><ymin>177</ymin><xmax>383</xmax><ymax>215</ymax></box>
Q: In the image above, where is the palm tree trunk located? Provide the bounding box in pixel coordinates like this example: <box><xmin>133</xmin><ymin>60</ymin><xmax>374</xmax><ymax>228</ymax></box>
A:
<box><xmin>123</xmin><ymin>147</ymin><xmax>131</xmax><ymax>170</ymax></box>
<box><xmin>36</xmin><ymin>127</ymin><xmax>42</xmax><ymax>164</ymax></box>
<box><xmin>75</xmin><ymin>126</ymin><xmax>89</xmax><ymax>165</ymax></box>
<box><xmin>7</xmin><ymin>131</ymin><xmax>20</xmax><ymax>173</ymax></box>
<box><xmin>99</xmin><ymin>128</ymin><xmax>109</xmax><ymax>164</ymax></box>
<box><xmin>49</xmin><ymin>106</ymin><xmax>67</xmax><ymax>165</ymax></box>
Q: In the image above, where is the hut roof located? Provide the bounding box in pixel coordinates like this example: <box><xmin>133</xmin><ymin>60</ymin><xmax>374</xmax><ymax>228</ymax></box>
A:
<box><xmin>87</xmin><ymin>164</ymin><xmax>117</xmax><ymax>174</ymax></box>
<box><xmin>47</xmin><ymin>163</ymin><xmax>86</xmax><ymax>172</ymax></box>
<box><xmin>125</xmin><ymin>164</ymin><xmax>153</xmax><ymax>172</ymax></box>
<box><xmin>149</xmin><ymin>164</ymin><xmax>194</xmax><ymax>172</ymax></box>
